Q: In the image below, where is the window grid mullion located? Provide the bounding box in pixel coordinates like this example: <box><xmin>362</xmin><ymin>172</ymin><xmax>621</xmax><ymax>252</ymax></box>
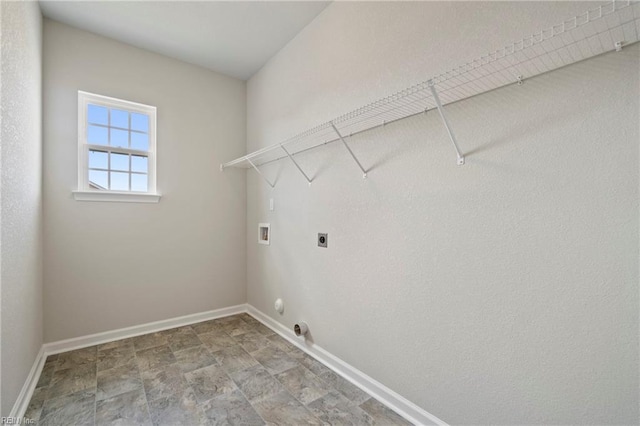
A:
<box><xmin>89</xmin><ymin>167</ymin><xmax>147</xmax><ymax>175</ymax></box>
<box><xmin>84</xmin><ymin>146</ymin><xmax>88</xmax><ymax>189</ymax></box>
<box><xmin>107</xmin><ymin>109</ymin><xmax>111</xmax><ymax>190</ymax></box>
<box><xmin>81</xmin><ymin>92</ymin><xmax>155</xmax><ymax>195</ymax></box>
<box><xmin>107</xmin><ymin>151</ymin><xmax>111</xmax><ymax>190</ymax></box>
<box><xmin>128</xmin><ymin>114</ymin><xmax>132</xmax><ymax>191</ymax></box>
<box><xmin>86</xmin><ymin>122</ymin><xmax>148</xmax><ymax>135</ymax></box>
<box><xmin>87</xmin><ymin>144</ymin><xmax>148</xmax><ymax>157</ymax></box>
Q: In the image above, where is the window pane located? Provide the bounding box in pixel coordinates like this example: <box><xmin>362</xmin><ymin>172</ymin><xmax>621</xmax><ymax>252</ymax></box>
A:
<box><xmin>131</xmin><ymin>132</ymin><xmax>148</xmax><ymax>151</ymax></box>
<box><xmin>110</xmin><ymin>109</ymin><xmax>129</xmax><ymax>129</ymax></box>
<box><xmin>87</xmin><ymin>125</ymin><xmax>108</xmax><ymax>145</ymax></box>
<box><xmin>131</xmin><ymin>155</ymin><xmax>147</xmax><ymax>173</ymax></box>
<box><xmin>89</xmin><ymin>170</ymin><xmax>108</xmax><ymax>190</ymax></box>
<box><xmin>131</xmin><ymin>113</ymin><xmax>148</xmax><ymax>132</ymax></box>
<box><xmin>131</xmin><ymin>174</ymin><xmax>148</xmax><ymax>192</ymax></box>
<box><xmin>89</xmin><ymin>150</ymin><xmax>108</xmax><ymax>169</ymax></box>
<box><xmin>110</xmin><ymin>172</ymin><xmax>129</xmax><ymax>191</ymax></box>
<box><xmin>88</xmin><ymin>104</ymin><xmax>108</xmax><ymax>125</ymax></box>
<box><xmin>110</xmin><ymin>153</ymin><xmax>129</xmax><ymax>171</ymax></box>
<box><xmin>110</xmin><ymin>129</ymin><xmax>128</xmax><ymax>148</ymax></box>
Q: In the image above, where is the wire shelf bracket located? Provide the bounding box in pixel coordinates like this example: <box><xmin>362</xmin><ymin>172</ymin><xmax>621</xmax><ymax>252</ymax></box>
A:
<box><xmin>247</xmin><ymin>158</ymin><xmax>275</xmax><ymax>189</ymax></box>
<box><xmin>428</xmin><ymin>80</ymin><xmax>465</xmax><ymax>166</ymax></box>
<box><xmin>281</xmin><ymin>144</ymin><xmax>313</xmax><ymax>185</ymax></box>
<box><xmin>220</xmin><ymin>0</ymin><xmax>639</xmax><ymax>183</ymax></box>
<box><xmin>331</xmin><ymin>122</ymin><xmax>368</xmax><ymax>179</ymax></box>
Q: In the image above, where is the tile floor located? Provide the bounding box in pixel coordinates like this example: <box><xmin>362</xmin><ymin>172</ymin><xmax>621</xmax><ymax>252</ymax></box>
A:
<box><xmin>24</xmin><ymin>313</ymin><xmax>412</xmax><ymax>425</ymax></box>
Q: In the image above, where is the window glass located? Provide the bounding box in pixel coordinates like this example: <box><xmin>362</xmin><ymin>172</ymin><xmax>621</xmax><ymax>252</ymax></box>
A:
<box><xmin>89</xmin><ymin>170</ymin><xmax>108</xmax><ymax>189</ymax></box>
<box><xmin>88</xmin><ymin>104</ymin><xmax>108</xmax><ymax>125</ymax></box>
<box><xmin>110</xmin><ymin>129</ymin><xmax>128</xmax><ymax>148</ymax></box>
<box><xmin>131</xmin><ymin>174</ymin><xmax>148</xmax><ymax>192</ymax></box>
<box><xmin>110</xmin><ymin>153</ymin><xmax>129</xmax><ymax>172</ymax></box>
<box><xmin>131</xmin><ymin>155</ymin><xmax>148</xmax><ymax>173</ymax></box>
<box><xmin>88</xmin><ymin>125</ymin><xmax>108</xmax><ymax>145</ymax></box>
<box><xmin>130</xmin><ymin>132</ymin><xmax>148</xmax><ymax>151</ymax></box>
<box><xmin>89</xmin><ymin>150</ymin><xmax>108</xmax><ymax>169</ymax></box>
<box><xmin>131</xmin><ymin>113</ymin><xmax>149</xmax><ymax>132</ymax></box>
<box><xmin>110</xmin><ymin>109</ymin><xmax>129</xmax><ymax>129</ymax></box>
<box><xmin>79</xmin><ymin>92</ymin><xmax>155</xmax><ymax>196</ymax></box>
<box><xmin>110</xmin><ymin>172</ymin><xmax>129</xmax><ymax>191</ymax></box>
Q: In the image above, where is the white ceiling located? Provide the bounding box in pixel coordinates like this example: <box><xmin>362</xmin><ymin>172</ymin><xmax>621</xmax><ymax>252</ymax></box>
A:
<box><xmin>39</xmin><ymin>1</ymin><xmax>331</xmax><ymax>80</ymax></box>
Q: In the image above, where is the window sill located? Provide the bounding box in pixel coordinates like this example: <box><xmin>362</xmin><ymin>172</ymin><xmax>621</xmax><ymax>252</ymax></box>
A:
<box><xmin>72</xmin><ymin>190</ymin><xmax>161</xmax><ymax>203</ymax></box>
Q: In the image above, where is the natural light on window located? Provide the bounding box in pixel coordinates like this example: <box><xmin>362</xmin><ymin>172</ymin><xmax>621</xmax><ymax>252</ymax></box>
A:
<box><xmin>74</xmin><ymin>91</ymin><xmax>160</xmax><ymax>203</ymax></box>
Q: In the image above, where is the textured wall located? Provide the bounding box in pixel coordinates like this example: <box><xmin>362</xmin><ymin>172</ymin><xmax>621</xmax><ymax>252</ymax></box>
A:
<box><xmin>43</xmin><ymin>20</ymin><xmax>246</xmax><ymax>342</ymax></box>
<box><xmin>0</xmin><ymin>1</ymin><xmax>43</xmax><ymax>416</ymax></box>
<box><xmin>246</xmin><ymin>2</ymin><xmax>639</xmax><ymax>424</ymax></box>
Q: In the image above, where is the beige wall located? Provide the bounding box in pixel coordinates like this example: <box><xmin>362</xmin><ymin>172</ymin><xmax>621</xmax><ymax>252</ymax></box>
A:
<box><xmin>246</xmin><ymin>2</ymin><xmax>639</xmax><ymax>424</ymax></box>
<box><xmin>0</xmin><ymin>1</ymin><xmax>43</xmax><ymax>416</ymax></box>
<box><xmin>43</xmin><ymin>20</ymin><xmax>247</xmax><ymax>342</ymax></box>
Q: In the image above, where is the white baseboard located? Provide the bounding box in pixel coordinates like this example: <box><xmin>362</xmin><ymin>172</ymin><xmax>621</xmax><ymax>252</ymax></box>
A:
<box><xmin>246</xmin><ymin>304</ymin><xmax>447</xmax><ymax>426</ymax></box>
<box><xmin>8</xmin><ymin>346</ymin><xmax>45</xmax><ymax>420</ymax></box>
<box><xmin>42</xmin><ymin>304</ymin><xmax>247</xmax><ymax>355</ymax></box>
<box><xmin>10</xmin><ymin>303</ymin><xmax>446</xmax><ymax>426</ymax></box>
<box><xmin>9</xmin><ymin>304</ymin><xmax>247</xmax><ymax>419</ymax></box>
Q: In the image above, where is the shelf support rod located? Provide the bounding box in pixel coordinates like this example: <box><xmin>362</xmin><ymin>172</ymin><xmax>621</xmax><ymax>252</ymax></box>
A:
<box><xmin>428</xmin><ymin>80</ymin><xmax>465</xmax><ymax>165</ymax></box>
<box><xmin>246</xmin><ymin>158</ymin><xmax>275</xmax><ymax>188</ymax></box>
<box><xmin>330</xmin><ymin>122</ymin><xmax>367</xmax><ymax>178</ymax></box>
<box><xmin>280</xmin><ymin>145</ymin><xmax>312</xmax><ymax>185</ymax></box>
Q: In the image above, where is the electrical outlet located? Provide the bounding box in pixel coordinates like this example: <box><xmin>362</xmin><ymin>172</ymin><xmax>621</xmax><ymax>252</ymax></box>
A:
<box><xmin>318</xmin><ymin>233</ymin><xmax>328</xmax><ymax>248</ymax></box>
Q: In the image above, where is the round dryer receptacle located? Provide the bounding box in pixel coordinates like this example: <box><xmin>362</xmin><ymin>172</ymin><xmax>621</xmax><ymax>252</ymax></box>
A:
<box><xmin>294</xmin><ymin>321</ymin><xmax>308</xmax><ymax>336</ymax></box>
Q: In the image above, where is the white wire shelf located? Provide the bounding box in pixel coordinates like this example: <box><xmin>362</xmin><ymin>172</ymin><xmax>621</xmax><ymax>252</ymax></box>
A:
<box><xmin>221</xmin><ymin>0</ymin><xmax>640</xmax><ymax>185</ymax></box>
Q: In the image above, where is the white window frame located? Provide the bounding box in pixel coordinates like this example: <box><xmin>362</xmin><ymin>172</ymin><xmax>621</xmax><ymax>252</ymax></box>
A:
<box><xmin>73</xmin><ymin>91</ymin><xmax>160</xmax><ymax>203</ymax></box>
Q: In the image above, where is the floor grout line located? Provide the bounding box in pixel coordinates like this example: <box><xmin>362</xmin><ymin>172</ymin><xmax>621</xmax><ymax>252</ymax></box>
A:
<box><xmin>227</xmin><ymin>315</ymin><xmax>325</xmax><ymax>424</ymax></box>
<box><xmin>132</xmin><ymin>342</ymin><xmax>154</xmax><ymax>426</ymax></box>
<box><xmin>213</xmin><ymin>317</ymin><xmax>272</xmax><ymax>425</ymax></box>
<box><xmin>92</xmin><ymin>354</ymin><xmax>97</xmax><ymax>426</ymax></box>
<box><xmin>185</xmin><ymin>317</ymin><xmax>270</xmax><ymax>425</ymax></box>
<box><xmin>35</xmin><ymin>355</ymin><xmax>57</xmax><ymax>424</ymax></box>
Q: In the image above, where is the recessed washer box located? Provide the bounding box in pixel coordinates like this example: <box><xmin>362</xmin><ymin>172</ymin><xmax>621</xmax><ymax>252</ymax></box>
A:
<box><xmin>259</xmin><ymin>223</ymin><xmax>270</xmax><ymax>245</ymax></box>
